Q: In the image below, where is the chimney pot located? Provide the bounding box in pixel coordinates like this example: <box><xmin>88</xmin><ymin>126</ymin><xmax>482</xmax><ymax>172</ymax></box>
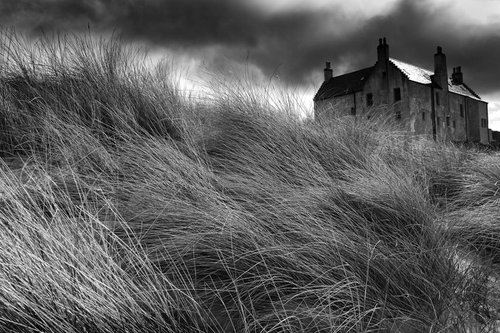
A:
<box><xmin>324</xmin><ymin>61</ymin><xmax>333</xmax><ymax>81</ymax></box>
<box><xmin>451</xmin><ymin>65</ymin><xmax>463</xmax><ymax>85</ymax></box>
<box><xmin>377</xmin><ymin>37</ymin><xmax>389</xmax><ymax>62</ymax></box>
<box><xmin>434</xmin><ymin>45</ymin><xmax>448</xmax><ymax>90</ymax></box>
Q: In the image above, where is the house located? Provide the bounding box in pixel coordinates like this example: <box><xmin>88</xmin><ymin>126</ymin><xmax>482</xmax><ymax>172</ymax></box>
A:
<box><xmin>314</xmin><ymin>38</ymin><xmax>489</xmax><ymax>144</ymax></box>
<box><xmin>491</xmin><ymin>130</ymin><xmax>500</xmax><ymax>147</ymax></box>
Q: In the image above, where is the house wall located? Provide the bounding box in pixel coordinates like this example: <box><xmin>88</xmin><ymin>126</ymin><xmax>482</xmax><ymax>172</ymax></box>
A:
<box><xmin>432</xmin><ymin>88</ymin><xmax>448</xmax><ymax>141</ymax></box>
<box><xmin>447</xmin><ymin>93</ymin><xmax>468</xmax><ymax>142</ymax></box>
<box><xmin>466</xmin><ymin>98</ymin><xmax>489</xmax><ymax>144</ymax></box>
<box><xmin>407</xmin><ymin>82</ymin><xmax>433</xmax><ymax>136</ymax></box>
<box><xmin>314</xmin><ymin>92</ymin><xmax>362</xmax><ymax>121</ymax></box>
<box><xmin>492</xmin><ymin>130</ymin><xmax>500</xmax><ymax>143</ymax></box>
<box><xmin>358</xmin><ymin>60</ymin><xmax>411</xmax><ymax>127</ymax></box>
<box><xmin>467</xmin><ymin>98</ymin><xmax>480</xmax><ymax>142</ymax></box>
<box><xmin>479</xmin><ymin>101</ymin><xmax>489</xmax><ymax>144</ymax></box>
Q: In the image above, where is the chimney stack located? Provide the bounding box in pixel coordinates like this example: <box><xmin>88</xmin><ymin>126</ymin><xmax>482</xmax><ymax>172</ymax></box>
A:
<box><xmin>451</xmin><ymin>66</ymin><xmax>463</xmax><ymax>85</ymax></box>
<box><xmin>324</xmin><ymin>61</ymin><xmax>333</xmax><ymax>81</ymax></box>
<box><xmin>433</xmin><ymin>46</ymin><xmax>448</xmax><ymax>91</ymax></box>
<box><xmin>377</xmin><ymin>37</ymin><xmax>389</xmax><ymax>63</ymax></box>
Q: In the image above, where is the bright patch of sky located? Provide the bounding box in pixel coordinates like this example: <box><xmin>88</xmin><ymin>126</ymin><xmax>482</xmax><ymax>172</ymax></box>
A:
<box><xmin>250</xmin><ymin>0</ymin><xmax>400</xmax><ymax>16</ymax></box>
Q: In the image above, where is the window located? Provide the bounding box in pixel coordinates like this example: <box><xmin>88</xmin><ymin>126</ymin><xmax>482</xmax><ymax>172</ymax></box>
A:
<box><xmin>436</xmin><ymin>92</ymin><xmax>440</xmax><ymax>106</ymax></box>
<box><xmin>350</xmin><ymin>107</ymin><xmax>356</xmax><ymax>116</ymax></box>
<box><xmin>481</xmin><ymin>118</ymin><xmax>488</xmax><ymax>128</ymax></box>
<box><xmin>453</xmin><ymin>120</ymin><xmax>456</xmax><ymax>129</ymax></box>
<box><xmin>366</xmin><ymin>93</ymin><xmax>373</xmax><ymax>107</ymax></box>
<box><xmin>437</xmin><ymin>117</ymin><xmax>441</xmax><ymax>127</ymax></box>
<box><xmin>460</xmin><ymin>104</ymin><xmax>464</xmax><ymax>117</ymax></box>
<box><xmin>382</xmin><ymin>71</ymin><xmax>387</xmax><ymax>79</ymax></box>
<box><xmin>395</xmin><ymin>110</ymin><xmax>401</xmax><ymax>120</ymax></box>
<box><xmin>422</xmin><ymin>111</ymin><xmax>426</xmax><ymax>121</ymax></box>
<box><xmin>446</xmin><ymin>116</ymin><xmax>450</xmax><ymax>127</ymax></box>
<box><xmin>394</xmin><ymin>88</ymin><xmax>401</xmax><ymax>102</ymax></box>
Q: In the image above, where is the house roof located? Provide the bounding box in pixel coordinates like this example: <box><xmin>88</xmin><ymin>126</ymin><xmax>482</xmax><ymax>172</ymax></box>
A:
<box><xmin>389</xmin><ymin>58</ymin><xmax>432</xmax><ymax>85</ymax></box>
<box><xmin>314</xmin><ymin>66</ymin><xmax>374</xmax><ymax>101</ymax></box>
<box><xmin>315</xmin><ymin>58</ymin><xmax>483</xmax><ymax>102</ymax></box>
<box><xmin>389</xmin><ymin>58</ymin><xmax>482</xmax><ymax>101</ymax></box>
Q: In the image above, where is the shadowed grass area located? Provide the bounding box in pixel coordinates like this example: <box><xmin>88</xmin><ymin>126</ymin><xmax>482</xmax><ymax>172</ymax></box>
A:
<box><xmin>0</xmin><ymin>30</ymin><xmax>500</xmax><ymax>332</ymax></box>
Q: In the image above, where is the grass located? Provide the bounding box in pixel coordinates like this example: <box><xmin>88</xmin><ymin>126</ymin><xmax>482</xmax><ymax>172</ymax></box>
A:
<box><xmin>0</xmin><ymin>30</ymin><xmax>500</xmax><ymax>332</ymax></box>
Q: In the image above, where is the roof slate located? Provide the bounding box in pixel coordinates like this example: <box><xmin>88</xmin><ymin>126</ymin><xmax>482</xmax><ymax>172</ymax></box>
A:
<box><xmin>315</xmin><ymin>58</ymin><xmax>483</xmax><ymax>102</ymax></box>
<box><xmin>389</xmin><ymin>58</ymin><xmax>433</xmax><ymax>85</ymax></box>
<box><xmin>314</xmin><ymin>66</ymin><xmax>374</xmax><ymax>101</ymax></box>
<box><xmin>389</xmin><ymin>58</ymin><xmax>482</xmax><ymax>100</ymax></box>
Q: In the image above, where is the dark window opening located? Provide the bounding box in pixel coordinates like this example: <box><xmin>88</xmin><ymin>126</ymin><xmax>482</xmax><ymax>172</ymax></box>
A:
<box><xmin>394</xmin><ymin>88</ymin><xmax>401</xmax><ymax>102</ymax></box>
<box><xmin>436</xmin><ymin>92</ymin><xmax>440</xmax><ymax>106</ymax></box>
<box><xmin>446</xmin><ymin>116</ymin><xmax>450</xmax><ymax>127</ymax></box>
<box><xmin>460</xmin><ymin>104</ymin><xmax>464</xmax><ymax>117</ymax></box>
<box><xmin>366</xmin><ymin>93</ymin><xmax>373</xmax><ymax>107</ymax></box>
<box><xmin>437</xmin><ymin>117</ymin><xmax>441</xmax><ymax>128</ymax></box>
<box><xmin>481</xmin><ymin>118</ymin><xmax>488</xmax><ymax>128</ymax></box>
<box><xmin>453</xmin><ymin>120</ymin><xmax>456</xmax><ymax>129</ymax></box>
<box><xmin>422</xmin><ymin>111</ymin><xmax>426</xmax><ymax>121</ymax></box>
<box><xmin>395</xmin><ymin>110</ymin><xmax>401</xmax><ymax>120</ymax></box>
<box><xmin>382</xmin><ymin>71</ymin><xmax>387</xmax><ymax>79</ymax></box>
<box><xmin>350</xmin><ymin>107</ymin><xmax>356</xmax><ymax>116</ymax></box>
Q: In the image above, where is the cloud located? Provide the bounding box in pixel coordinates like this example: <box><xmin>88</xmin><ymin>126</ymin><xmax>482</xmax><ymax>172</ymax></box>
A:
<box><xmin>1</xmin><ymin>0</ymin><xmax>500</xmax><ymax>97</ymax></box>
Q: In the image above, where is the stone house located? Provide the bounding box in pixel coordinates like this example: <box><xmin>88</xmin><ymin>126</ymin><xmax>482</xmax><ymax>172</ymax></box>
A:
<box><xmin>314</xmin><ymin>38</ymin><xmax>489</xmax><ymax>144</ymax></box>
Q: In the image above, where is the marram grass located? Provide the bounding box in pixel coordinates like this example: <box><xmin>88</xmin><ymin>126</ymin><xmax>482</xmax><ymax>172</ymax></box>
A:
<box><xmin>0</xmin><ymin>30</ymin><xmax>499</xmax><ymax>332</ymax></box>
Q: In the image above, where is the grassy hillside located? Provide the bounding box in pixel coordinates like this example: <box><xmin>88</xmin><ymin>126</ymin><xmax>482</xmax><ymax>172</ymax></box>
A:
<box><xmin>0</xmin><ymin>31</ymin><xmax>499</xmax><ymax>332</ymax></box>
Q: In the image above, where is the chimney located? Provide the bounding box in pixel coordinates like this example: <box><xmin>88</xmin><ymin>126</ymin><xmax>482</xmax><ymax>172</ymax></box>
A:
<box><xmin>324</xmin><ymin>61</ymin><xmax>333</xmax><ymax>81</ymax></box>
<box><xmin>433</xmin><ymin>46</ymin><xmax>448</xmax><ymax>91</ymax></box>
<box><xmin>451</xmin><ymin>66</ymin><xmax>463</xmax><ymax>85</ymax></box>
<box><xmin>377</xmin><ymin>37</ymin><xmax>389</xmax><ymax>63</ymax></box>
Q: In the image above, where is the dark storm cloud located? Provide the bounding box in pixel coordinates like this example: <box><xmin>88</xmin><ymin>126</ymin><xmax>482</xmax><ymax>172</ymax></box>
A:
<box><xmin>1</xmin><ymin>0</ymin><xmax>499</xmax><ymax>94</ymax></box>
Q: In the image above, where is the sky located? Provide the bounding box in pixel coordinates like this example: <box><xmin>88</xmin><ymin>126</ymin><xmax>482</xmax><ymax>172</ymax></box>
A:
<box><xmin>1</xmin><ymin>0</ymin><xmax>500</xmax><ymax>130</ymax></box>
